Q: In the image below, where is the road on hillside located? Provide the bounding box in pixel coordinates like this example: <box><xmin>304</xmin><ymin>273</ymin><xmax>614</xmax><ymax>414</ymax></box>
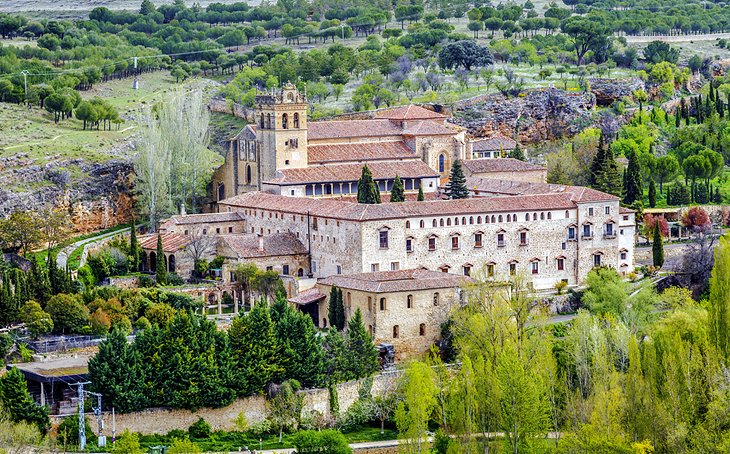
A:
<box><xmin>622</xmin><ymin>33</ymin><xmax>730</xmax><ymax>43</ymax></box>
<box><xmin>56</xmin><ymin>227</ymin><xmax>130</xmax><ymax>269</ymax></box>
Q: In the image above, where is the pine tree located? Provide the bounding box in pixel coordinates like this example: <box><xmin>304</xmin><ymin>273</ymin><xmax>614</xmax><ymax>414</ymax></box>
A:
<box><xmin>652</xmin><ymin>222</ymin><xmax>664</xmax><ymax>268</ymax></box>
<box><xmin>0</xmin><ymin>367</ymin><xmax>50</xmax><ymax>433</ymax></box>
<box><xmin>445</xmin><ymin>159</ymin><xmax>469</xmax><ymax>199</ymax></box>
<box><xmin>390</xmin><ymin>175</ymin><xmax>405</xmax><ymax>202</ymax></box>
<box><xmin>344</xmin><ymin>308</ymin><xmax>379</xmax><ymax>379</ymax></box>
<box><xmin>623</xmin><ymin>151</ymin><xmax>643</xmax><ymax>205</ymax></box>
<box><xmin>357</xmin><ymin>165</ymin><xmax>381</xmax><ymax>204</ymax></box>
<box><xmin>274</xmin><ymin>297</ymin><xmax>326</xmax><ymax>388</ymax></box>
<box><xmin>229</xmin><ymin>300</ymin><xmax>282</xmax><ymax>396</ymax></box>
<box><xmin>508</xmin><ymin>143</ymin><xmax>526</xmax><ymax>161</ymax></box>
<box><xmin>323</xmin><ymin>328</ymin><xmax>349</xmax><ymax>383</ymax></box>
<box><xmin>417</xmin><ymin>185</ymin><xmax>424</xmax><ymax>201</ymax></box>
<box><xmin>88</xmin><ymin>328</ymin><xmax>147</xmax><ymax>413</ymax></box>
<box><xmin>710</xmin><ymin>235</ymin><xmax>730</xmax><ymax>361</ymax></box>
<box><xmin>155</xmin><ymin>233</ymin><xmax>166</xmax><ymax>285</ymax></box>
<box><xmin>648</xmin><ymin>179</ymin><xmax>657</xmax><ymax>208</ymax></box>
<box><xmin>129</xmin><ymin>218</ymin><xmax>140</xmax><ymax>272</ymax></box>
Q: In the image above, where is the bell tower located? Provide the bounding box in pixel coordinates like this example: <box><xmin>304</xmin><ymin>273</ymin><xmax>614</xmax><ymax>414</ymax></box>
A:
<box><xmin>256</xmin><ymin>83</ymin><xmax>308</xmax><ymax>186</ymax></box>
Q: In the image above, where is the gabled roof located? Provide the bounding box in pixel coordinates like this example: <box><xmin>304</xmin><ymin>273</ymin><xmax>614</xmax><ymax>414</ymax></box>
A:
<box><xmin>375</xmin><ymin>105</ymin><xmax>447</xmax><ymax>121</ymax></box>
<box><xmin>218</xmin><ymin>233</ymin><xmax>307</xmax><ymax>259</ymax></box>
<box><xmin>402</xmin><ymin>121</ymin><xmax>456</xmax><ymax>136</ymax></box>
<box><xmin>264</xmin><ymin>160</ymin><xmax>438</xmax><ymax>185</ymax></box>
<box><xmin>319</xmin><ymin>268</ymin><xmax>471</xmax><ymax>293</ymax></box>
<box><xmin>139</xmin><ymin>233</ymin><xmax>191</xmax><ymax>253</ymax></box>
<box><xmin>464</xmin><ymin>177</ymin><xmax>617</xmax><ymax>203</ymax></box>
<box><xmin>307</xmin><ymin>141</ymin><xmax>417</xmax><ymax>165</ymax></box>
<box><xmin>289</xmin><ymin>287</ymin><xmax>326</xmax><ymax>305</ymax></box>
<box><xmin>163</xmin><ymin>212</ymin><xmax>244</xmax><ymax>226</ymax></box>
<box><xmin>470</xmin><ymin>135</ymin><xmax>516</xmax><ymax>151</ymax></box>
<box><xmin>308</xmin><ymin>120</ymin><xmax>402</xmax><ymax>140</ymax></box>
<box><xmin>463</xmin><ymin>158</ymin><xmax>545</xmax><ymax>175</ymax></box>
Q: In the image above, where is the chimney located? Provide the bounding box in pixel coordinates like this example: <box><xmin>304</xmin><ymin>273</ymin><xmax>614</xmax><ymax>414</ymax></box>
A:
<box><xmin>257</xmin><ymin>234</ymin><xmax>264</xmax><ymax>252</ymax></box>
<box><xmin>180</xmin><ymin>203</ymin><xmax>186</xmax><ymax>216</ymax></box>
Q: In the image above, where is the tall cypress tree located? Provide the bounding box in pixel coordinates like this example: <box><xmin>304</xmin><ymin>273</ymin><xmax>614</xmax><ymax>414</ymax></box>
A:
<box><xmin>344</xmin><ymin>309</ymin><xmax>379</xmax><ymax>379</ymax></box>
<box><xmin>155</xmin><ymin>233</ymin><xmax>166</xmax><ymax>285</ymax></box>
<box><xmin>445</xmin><ymin>159</ymin><xmax>469</xmax><ymax>199</ymax></box>
<box><xmin>589</xmin><ymin>132</ymin><xmax>607</xmax><ymax>188</ymax></box>
<box><xmin>648</xmin><ymin>179</ymin><xmax>657</xmax><ymax>208</ymax></box>
<box><xmin>417</xmin><ymin>185</ymin><xmax>424</xmax><ymax>201</ymax></box>
<box><xmin>328</xmin><ymin>285</ymin><xmax>345</xmax><ymax>331</ymax></box>
<box><xmin>652</xmin><ymin>222</ymin><xmax>664</xmax><ymax>268</ymax></box>
<box><xmin>357</xmin><ymin>165</ymin><xmax>381</xmax><ymax>204</ymax></box>
<box><xmin>129</xmin><ymin>219</ymin><xmax>140</xmax><ymax>272</ymax></box>
<box><xmin>390</xmin><ymin>175</ymin><xmax>405</xmax><ymax>202</ymax></box>
<box><xmin>623</xmin><ymin>151</ymin><xmax>643</xmax><ymax>205</ymax></box>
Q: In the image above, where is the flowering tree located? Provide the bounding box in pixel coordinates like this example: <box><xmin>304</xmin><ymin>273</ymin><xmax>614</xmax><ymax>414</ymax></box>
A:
<box><xmin>682</xmin><ymin>206</ymin><xmax>712</xmax><ymax>232</ymax></box>
<box><xmin>643</xmin><ymin>214</ymin><xmax>669</xmax><ymax>238</ymax></box>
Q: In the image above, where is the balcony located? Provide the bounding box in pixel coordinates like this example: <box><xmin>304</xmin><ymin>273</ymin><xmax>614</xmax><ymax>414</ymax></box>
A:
<box><xmin>581</xmin><ymin>233</ymin><xmax>593</xmax><ymax>240</ymax></box>
<box><xmin>603</xmin><ymin>232</ymin><xmax>617</xmax><ymax>239</ymax></box>
<box><xmin>497</xmin><ymin>240</ymin><xmax>506</xmax><ymax>248</ymax></box>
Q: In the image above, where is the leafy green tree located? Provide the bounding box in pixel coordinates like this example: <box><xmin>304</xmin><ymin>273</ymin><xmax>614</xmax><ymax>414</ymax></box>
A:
<box><xmin>0</xmin><ymin>367</ymin><xmax>49</xmax><ymax>433</ymax></box>
<box><xmin>394</xmin><ymin>361</ymin><xmax>438</xmax><ymax>454</ymax></box>
<box><xmin>643</xmin><ymin>40</ymin><xmax>679</xmax><ymax>64</ymax></box>
<box><xmin>268</xmin><ymin>379</ymin><xmax>304</xmax><ymax>443</ymax></box>
<box><xmin>155</xmin><ymin>233</ymin><xmax>166</xmax><ymax>285</ymax></box>
<box><xmin>590</xmin><ymin>133</ymin><xmax>622</xmax><ymax>196</ymax></box>
<box><xmin>167</xmin><ymin>438</ymin><xmax>202</xmax><ymax>454</ymax></box>
<box><xmin>112</xmin><ymin>429</ymin><xmax>143</xmax><ymax>454</ymax></box>
<box><xmin>561</xmin><ymin>17</ymin><xmax>611</xmax><ymax>66</ymax></box>
<box><xmin>652</xmin><ymin>222</ymin><xmax>664</xmax><ymax>268</ymax></box>
<box><xmin>88</xmin><ymin>328</ymin><xmax>147</xmax><ymax>413</ymax></box>
<box><xmin>45</xmin><ymin>293</ymin><xmax>88</xmax><ymax>334</ymax></box>
<box><xmin>357</xmin><ymin>165</ymin><xmax>381</xmax><ymax>204</ymax></box>
<box><xmin>275</xmin><ymin>297</ymin><xmax>326</xmax><ymax>388</ymax></box>
<box><xmin>390</xmin><ymin>175</ymin><xmax>405</xmax><ymax>202</ymax></box>
<box><xmin>709</xmin><ymin>235</ymin><xmax>730</xmax><ymax>361</ymax></box>
<box><xmin>445</xmin><ymin>159</ymin><xmax>469</xmax><ymax>199</ymax></box>
<box><xmin>582</xmin><ymin>268</ymin><xmax>629</xmax><ymax>317</ymax></box>
<box><xmin>229</xmin><ymin>300</ymin><xmax>281</xmax><ymax>396</ymax></box>
<box><xmin>328</xmin><ymin>285</ymin><xmax>345</xmax><ymax>331</ymax></box>
<box><xmin>344</xmin><ymin>309</ymin><xmax>378</xmax><ymax>379</ymax></box>
<box><xmin>19</xmin><ymin>301</ymin><xmax>53</xmax><ymax>339</ymax></box>
<box><xmin>508</xmin><ymin>143</ymin><xmax>526</xmax><ymax>161</ymax></box>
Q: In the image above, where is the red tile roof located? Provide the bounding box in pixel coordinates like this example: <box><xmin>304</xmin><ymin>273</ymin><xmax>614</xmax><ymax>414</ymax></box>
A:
<box><xmin>289</xmin><ymin>287</ymin><xmax>326</xmax><ymax>305</ymax></box>
<box><xmin>463</xmin><ymin>158</ymin><xmax>545</xmax><ymax>175</ymax></box>
<box><xmin>464</xmin><ymin>177</ymin><xmax>617</xmax><ymax>203</ymax></box>
<box><xmin>264</xmin><ymin>160</ymin><xmax>438</xmax><ymax>185</ymax></box>
<box><xmin>470</xmin><ymin>136</ymin><xmax>516</xmax><ymax>151</ymax></box>
<box><xmin>402</xmin><ymin>121</ymin><xmax>457</xmax><ymax>136</ymax></box>
<box><xmin>219</xmin><ymin>189</ymin><xmax>611</xmax><ymax>223</ymax></box>
<box><xmin>139</xmin><ymin>233</ymin><xmax>191</xmax><ymax>253</ymax></box>
<box><xmin>164</xmin><ymin>212</ymin><xmax>244</xmax><ymax>226</ymax></box>
<box><xmin>375</xmin><ymin>105</ymin><xmax>447</xmax><ymax>121</ymax></box>
<box><xmin>319</xmin><ymin>268</ymin><xmax>472</xmax><ymax>293</ymax></box>
<box><xmin>307</xmin><ymin>141</ymin><xmax>417</xmax><ymax>165</ymax></box>
<box><xmin>308</xmin><ymin>120</ymin><xmax>402</xmax><ymax>140</ymax></box>
<box><xmin>218</xmin><ymin>233</ymin><xmax>307</xmax><ymax>258</ymax></box>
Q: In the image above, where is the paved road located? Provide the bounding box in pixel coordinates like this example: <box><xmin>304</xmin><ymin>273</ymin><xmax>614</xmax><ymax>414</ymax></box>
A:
<box><xmin>635</xmin><ymin>242</ymin><xmax>690</xmax><ymax>271</ymax></box>
<box><xmin>56</xmin><ymin>227</ymin><xmax>130</xmax><ymax>269</ymax></box>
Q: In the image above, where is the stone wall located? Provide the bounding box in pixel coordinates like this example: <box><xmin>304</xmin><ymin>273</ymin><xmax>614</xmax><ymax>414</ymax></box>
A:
<box><xmin>209</xmin><ymin>97</ymin><xmax>257</xmax><ymax>123</ymax></box>
<box><xmin>63</xmin><ymin>373</ymin><xmax>400</xmax><ymax>435</ymax></box>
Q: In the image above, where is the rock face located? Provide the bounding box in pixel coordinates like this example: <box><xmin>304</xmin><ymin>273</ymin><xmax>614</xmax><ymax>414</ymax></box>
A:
<box><xmin>589</xmin><ymin>78</ymin><xmax>646</xmax><ymax>106</ymax></box>
<box><xmin>451</xmin><ymin>88</ymin><xmax>596</xmax><ymax>144</ymax></box>
<box><xmin>0</xmin><ymin>155</ymin><xmax>134</xmax><ymax>233</ymax></box>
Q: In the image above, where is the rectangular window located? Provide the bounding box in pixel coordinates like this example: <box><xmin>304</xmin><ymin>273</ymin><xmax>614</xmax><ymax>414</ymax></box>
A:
<box><xmin>428</xmin><ymin>237</ymin><xmax>436</xmax><ymax>251</ymax></box>
<box><xmin>474</xmin><ymin>233</ymin><xmax>483</xmax><ymax>248</ymax></box>
<box><xmin>312</xmin><ymin>261</ymin><xmax>317</xmax><ymax>273</ymax></box>
<box><xmin>621</xmin><ymin>252</ymin><xmax>627</xmax><ymax>260</ymax></box>
<box><xmin>282</xmin><ymin>265</ymin><xmax>289</xmax><ymax>275</ymax></box>
<box><xmin>419</xmin><ymin>323</ymin><xmax>426</xmax><ymax>336</ymax></box>
<box><xmin>393</xmin><ymin>325</ymin><xmax>399</xmax><ymax>338</ymax></box>
<box><xmin>463</xmin><ymin>266</ymin><xmax>471</xmax><ymax>276</ymax></box>
<box><xmin>451</xmin><ymin>236</ymin><xmax>459</xmax><ymax>250</ymax></box>
<box><xmin>509</xmin><ymin>263</ymin><xmax>516</xmax><ymax>275</ymax></box>
<box><xmin>371</xmin><ymin>263</ymin><xmax>380</xmax><ymax>272</ymax></box>
<box><xmin>531</xmin><ymin>262</ymin><xmax>539</xmax><ymax>274</ymax></box>
<box><xmin>583</xmin><ymin>225</ymin><xmax>592</xmax><ymax>238</ymax></box>
<box><xmin>568</xmin><ymin>227</ymin><xmax>576</xmax><ymax>240</ymax></box>
<box><xmin>391</xmin><ymin>262</ymin><xmax>400</xmax><ymax>271</ymax></box>
<box><xmin>623</xmin><ymin>215</ymin><xmax>629</xmax><ymax>221</ymax></box>
<box><xmin>519</xmin><ymin>231</ymin><xmax>528</xmax><ymax>246</ymax></box>
<box><xmin>487</xmin><ymin>264</ymin><xmax>495</xmax><ymax>277</ymax></box>
<box><xmin>336</xmin><ymin>265</ymin><xmax>342</xmax><ymax>274</ymax></box>
<box><xmin>605</xmin><ymin>206</ymin><xmax>610</xmax><ymax>215</ymax></box>
<box><xmin>312</xmin><ymin>218</ymin><xmax>318</xmax><ymax>231</ymax></box>
<box><xmin>557</xmin><ymin>258</ymin><xmax>565</xmax><ymax>271</ymax></box>
<box><xmin>379</xmin><ymin>230</ymin><xmax>389</xmax><ymax>249</ymax></box>
<box><xmin>406</xmin><ymin>238</ymin><xmax>413</xmax><ymax>252</ymax></box>
<box><xmin>594</xmin><ymin>255</ymin><xmax>602</xmax><ymax>267</ymax></box>
<box><xmin>605</xmin><ymin>223</ymin><xmax>614</xmax><ymax>236</ymax></box>
<box><xmin>228</xmin><ymin>226</ymin><xmax>233</xmax><ymax>233</ymax></box>
<box><xmin>589</xmin><ymin>208</ymin><xmax>594</xmax><ymax>216</ymax></box>
<box><xmin>497</xmin><ymin>233</ymin><xmax>505</xmax><ymax>247</ymax></box>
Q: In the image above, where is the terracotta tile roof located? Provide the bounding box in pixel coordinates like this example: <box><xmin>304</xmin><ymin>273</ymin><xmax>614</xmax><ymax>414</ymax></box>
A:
<box><xmin>402</xmin><ymin>121</ymin><xmax>457</xmax><ymax>136</ymax></box>
<box><xmin>462</xmin><ymin>158</ymin><xmax>545</xmax><ymax>174</ymax></box>
<box><xmin>289</xmin><ymin>287</ymin><xmax>326</xmax><ymax>305</ymax></box>
<box><xmin>619</xmin><ymin>207</ymin><xmax>637</xmax><ymax>214</ymax></box>
<box><xmin>470</xmin><ymin>136</ymin><xmax>516</xmax><ymax>151</ymax></box>
<box><xmin>319</xmin><ymin>268</ymin><xmax>472</xmax><ymax>293</ymax></box>
<box><xmin>218</xmin><ymin>233</ymin><xmax>307</xmax><ymax>258</ymax></box>
<box><xmin>308</xmin><ymin>120</ymin><xmax>403</xmax><ymax>140</ymax></box>
<box><xmin>307</xmin><ymin>141</ymin><xmax>417</xmax><ymax>164</ymax></box>
<box><xmin>375</xmin><ymin>105</ymin><xmax>447</xmax><ymax>121</ymax></box>
<box><xmin>264</xmin><ymin>160</ymin><xmax>438</xmax><ymax>185</ymax></box>
<box><xmin>164</xmin><ymin>212</ymin><xmax>244</xmax><ymax>226</ymax></box>
<box><xmin>139</xmin><ymin>233</ymin><xmax>191</xmax><ymax>253</ymax></box>
<box><xmin>219</xmin><ymin>190</ymin><xmax>599</xmax><ymax>223</ymax></box>
<box><xmin>464</xmin><ymin>177</ymin><xmax>617</xmax><ymax>203</ymax></box>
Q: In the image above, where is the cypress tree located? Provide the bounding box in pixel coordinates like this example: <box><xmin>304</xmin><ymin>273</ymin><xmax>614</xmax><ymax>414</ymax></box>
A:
<box><xmin>129</xmin><ymin>219</ymin><xmax>140</xmax><ymax>272</ymax></box>
<box><xmin>675</xmin><ymin>109</ymin><xmax>681</xmax><ymax>128</ymax></box>
<box><xmin>155</xmin><ymin>233</ymin><xmax>166</xmax><ymax>285</ymax></box>
<box><xmin>357</xmin><ymin>165</ymin><xmax>381</xmax><ymax>204</ymax></box>
<box><xmin>652</xmin><ymin>222</ymin><xmax>664</xmax><ymax>268</ymax></box>
<box><xmin>508</xmin><ymin>142</ymin><xmax>526</xmax><ymax>161</ymax></box>
<box><xmin>445</xmin><ymin>159</ymin><xmax>469</xmax><ymax>199</ymax></box>
<box><xmin>623</xmin><ymin>151</ymin><xmax>643</xmax><ymax>205</ymax></box>
<box><xmin>327</xmin><ymin>285</ymin><xmax>345</xmax><ymax>331</ymax></box>
<box><xmin>648</xmin><ymin>179</ymin><xmax>657</xmax><ymax>208</ymax></box>
<box><xmin>335</xmin><ymin>287</ymin><xmax>345</xmax><ymax>331</ymax></box>
<box><xmin>417</xmin><ymin>185</ymin><xmax>424</xmax><ymax>201</ymax></box>
<box><xmin>344</xmin><ymin>308</ymin><xmax>379</xmax><ymax>379</ymax></box>
<box><xmin>390</xmin><ymin>175</ymin><xmax>405</xmax><ymax>202</ymax></box>
<box><xmin>589</xmin><ymin>132</ymin><xmax>607</xmax><ymax>188</ymax></box>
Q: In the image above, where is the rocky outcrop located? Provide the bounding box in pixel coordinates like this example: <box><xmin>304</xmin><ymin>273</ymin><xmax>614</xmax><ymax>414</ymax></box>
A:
<box><xmin>451</xmin><ymin>88</ymin><xmax>596</xmax><ymax>144</ymax></box>
<box><xmin>589</xmin><ymin>78</ymin><xmax>646</xmax><ymax>106</ymax></box>
<box><xmin>0</xmin><ymin>155</ymin><xmax>134</xmax><ymax>233</ymax></box>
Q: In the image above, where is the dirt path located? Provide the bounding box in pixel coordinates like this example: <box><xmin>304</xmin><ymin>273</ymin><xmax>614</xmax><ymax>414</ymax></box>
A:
<box><xmin>56</xmin><ymin>227</ymin><xmax>130</xmax><ymax>269</ymax></box>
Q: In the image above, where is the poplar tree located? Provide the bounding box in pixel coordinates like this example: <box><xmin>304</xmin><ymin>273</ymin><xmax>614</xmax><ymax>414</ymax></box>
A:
<box><xmin>652</xmin><ymin>222</ymin><xmax>664</xmax><ymax>268</ymax></box>
<box><xmin>129</xmin><ymin>218</ymin><xmax>140</xmax><ymax>272</ymax></box>
<box><xmin>155</xmin><ymin>233</ymin><xmax>166</xmax><ymax>285</ymax></box>
<box><xmin>357</xmin><ymin>165</ymin><xmax>381</xmax><ymax>204</ymax></box>
<box><xmin>344</xmin><ymin>308</ymin><xmax>378</xmax><ymax>379</ymax></box>
<box><xmin>445</xmin><ymin>159</ymin><xmax>469</xmax><ymax>199</ymax></box>
<box><xmin>390</xmin><ymin>174</ymin><xmax>405</xmax><ymax>202</ymax></box>
<box><xmin>709</xmin><ymin>235</ymin><xmax>730</xmax><ymax>361</ymax></box>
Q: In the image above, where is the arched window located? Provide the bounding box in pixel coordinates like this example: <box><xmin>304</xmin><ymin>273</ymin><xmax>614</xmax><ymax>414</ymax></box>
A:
<box><xmin>433</xmin><ymin>292</ymin><xmax>440</xmax><ymax>306</ymax></box>
<box><xmin>447</xmin><ymin>218</ymin><xmax>452</xmax><ymax>226</ymax></box>
<box><xmin>491</xmin><ymin>215</ymin><xmax>495</xmax><ymax>223</ymax></box>
<box><xmin>454</xmin><ymin>217</ymin><xmax>459</xmax><ymax>226</ymax></box>
<box><xmin>565</xmin><ymin>210</ymin><xmax>570</xmax><ymax>218</ymax></box>
<box><xmin>217</xmin><ymin>183</ymin><xmax>225</xmax><ymax>201</ymax></box>
<box><xmin>266</xmin><ymin>113</ymin><xmax>272</xmax><ymax>129</ymax></box>
<box><xmin>540</xmin><ymin>212</ymin><xmax>545</xmax><ymax>220</ymax></box>
<box><xmin>246</xmin><ymin>165</ymin><xmax>252</xmax><ymax>185</ymax></box>
<box><xmin>547</xmin><ymin>212</ymin><xmax>552</xmax><ymax>220</ymax></box>
<box><xmin>533</xmin><ymin>213</ymin><xmax>537</xmax><ymax>220</ymax></box>
<box><xmin>525</xmin><ymin>213</ymin><xmax>529</xmax><ymax>221</ymax></box>
<box><xmin>149</xmin><ymin>252</ymin><xmax>156</xmax><ymax>272</ymax></box>
<box><xmin>433</xmin><ymin>219</ymin><xmax>438</xmax><ymax>227</ymax></box>
<box><xmin>168</xmin><ymin>254</ymin><xmax>176</xmax><ymax>272</ymax></box>
<box><xmin>462</xmin><ymin>217</ymin><xmax>466</xmax><ymax>225</ymax></box>
<box><xmin>282</xmin><ymin>113</ymin><xmax>288</xmax><ymax>129</ymax></box>
<box><xmin>507</xmin><ymin>214</ymin><xmax>512</xmax><ymax>222</ymax></box>
<box><xmin>477</xmin><ymin>216</ymin><xmax>482</xmax><ymax>224</ymax></box>
<box><xmin>440</xmin><ymin>218</ymin><xmax>445</xmax><ymax>227</ymax></box>
<box><xmin>293</xmin><ymin>112</ymin><xmax>299</xmax><ymax>128</ymax></box>
<box><xmin>498</xmin><ymin>215</ymin><xmax>503</xmax><ymax>222</ymax></box>
<box><xmin>438</xmin><ymin>154</ymin><xmax>445</xmax><ymax>172</ymax></box>
<box><xmin>420</xmin><ymin>220</ymin><xmax>425</xmax><ymax>228</ymax></box>
<box><xmin>407</xmin><ymin>294</ymin><xmax>413</xmax><ymax>309</ymax></box>
<box><xmin>259</xmin><ymin>113</ymin><xmax>265</xmax><ymax>128</ymax></box>
<box><xmin>469</xmin><ymin>216</ymin><xmax>474</xmax><ymax>224</ymax></box>
<box><xmin>406</xmin><ymin>220</ymin><xmax>411</xmax><ymax>229</ymax></box>
<box><xmin>297</xmin><ymin>268</ymin><xmax>304</xmax><ymax>277</ymax></box>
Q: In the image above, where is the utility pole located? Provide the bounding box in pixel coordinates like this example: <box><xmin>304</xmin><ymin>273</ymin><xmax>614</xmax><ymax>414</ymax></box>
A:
<box><xmin>20</xmin><ymin>70</ymin><xmax>29</xmax><ymax>103</ymax></box>
<box><xmin>72</xmin><ymin>381</ymin><xmax>91</xmax><ymax>451</ymax></box>
<box><xmin>87</xmin><ymin>390</ymin><xmax>105</xmax><ymax>447</ymax></box>
<box><xmin>340</xmin><ymin>23</ymin><xmax>345</xmax><ymax>40</ymax></box>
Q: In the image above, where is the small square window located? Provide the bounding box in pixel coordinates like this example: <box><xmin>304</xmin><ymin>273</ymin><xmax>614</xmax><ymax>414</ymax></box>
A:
<box><xmin>282</xmin><ymin>265</ymin><xmax>290</xmax><ymax>275</ymax></box>
<box><xmin>391</xmin><ymin>262</ymin><xmax>400</xmax><ymax>271</ymax></box>
<box><xmin>620</xmin><ymin>252</ymin><xmax>627</xmax><ymax>260</ymax></box>
<box><xmin>371</xmin><ymin>263</ymin><xmax>380</xmax><ymax>272</ymax></box>
<box><xmin>228</xmin><ymin>227</ymin><xmax>233</xmax><ymax>233</ymax></box>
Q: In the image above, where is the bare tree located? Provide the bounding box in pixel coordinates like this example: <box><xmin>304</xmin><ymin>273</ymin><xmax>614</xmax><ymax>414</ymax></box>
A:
<box><xmin>38</xmin><ymin>207</ymin><xmax>71</xmax><ymax>253</ymax></box>
<box><xmin>184</xmin><ymin>230</ymin><xmax>216</xmax><ymax>276</ymax></box>
<box><xmin>679</xmin><ymin>231</ymin><xmax>718</xmax><ymax>297</ymax></box>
